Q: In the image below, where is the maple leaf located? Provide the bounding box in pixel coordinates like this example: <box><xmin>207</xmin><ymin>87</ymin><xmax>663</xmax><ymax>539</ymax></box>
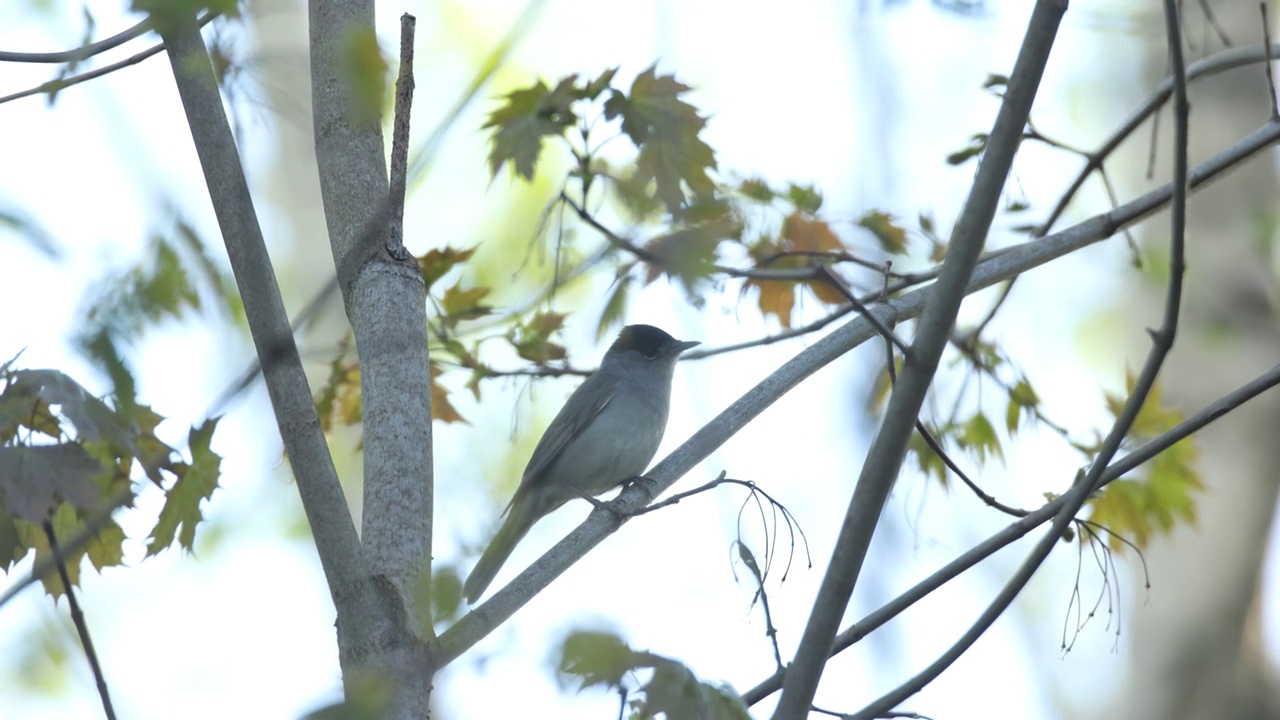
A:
<box><xmin>856</xmin><ymin>210</ymin><xmax>909</xmax><ymax>255</ymax></box>
<box><xmin>0</xmin><ymin>444</ymin><xmax>104</xmax><ymax>523</ymax></box>
<box><xmin>430</xmin><ymin>364</ymin><xmax>466</xmax><ymax>424</ymax></box>
<box><xmin>418</xmin><ymin>246</ymin><xmax>477</xmax><ymax>291</ymax></box>
<box><xmin>147</xmin><ymin>419</ymin><xmax>221</xmax><ymax>555</ymax></box>
<box><xmin>604</xmin><ymin>65</ymin><xmax>717</xmax><ymax>213</ymax></box>
<box><xmin>484</xmin><ymin>77</ymin><xmax>579</xmax><ymax>179</ymax></box>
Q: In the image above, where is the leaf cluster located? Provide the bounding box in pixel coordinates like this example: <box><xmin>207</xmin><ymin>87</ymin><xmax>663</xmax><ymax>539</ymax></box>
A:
<box><xmin>0</xmin><ymin>359</ymin><xmax>222</xmax><ymax>597</ymax></box>
<box><xmin>556</xmin><ymin>630</ymin><xmax>750</xmax><ymax>720</ymax></box>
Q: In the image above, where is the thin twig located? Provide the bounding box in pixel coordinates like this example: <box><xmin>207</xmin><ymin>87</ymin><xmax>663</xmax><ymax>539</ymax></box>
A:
<box><xmin>0</xmin><ymin>16</ymin><xmax>155</xmax><ymax>64</ymax></box>
<box><xmin>0</xmin><ymin>12</ymin><xmax>219</xmax><ymax>106</ymax></box>
<box><xmin>745</xmin><ymin>369</ymin><xmax>1280</xmax><ymax>710</ymax></box>
<box><xmin>387</xmin><ymin>13</ymin><xmax>416</xmax><ymax>257</ymax></box>
<box><xmin>1197</xmin><ymin>0</ymin><xmax>1232</xmax><ymax>47</ymax></box>
<box><xmin>1262</xmin><ymin>5</ymin><xmax>1279</xmax><ymax>119</ymax></box>
<box><xmin>440</xmin><ymin>114</ymin><xmax>1280</xmax><ymax>666</ymax></box>
<box><xmin>847</xmin><ymin>1</ymin><xmax>1187</xmax><ymax>715</ymax></box>
<box><xmin>0</xmin><ymin>488</ymin><xmax>134</xmax><ymax>610</ymax></box>
<box><xmin>734</xmin><ymin>541</ymin><xmax>785</xmax><ymax>671</ymax></box>
<box><xmin>813</xmin><ymin>266</ymin><xmax>911</xmax><ymax>354</ymax></box>
<box><xmin>43</xmin><ymin>521</ymin><xmax>116</xmax><ymax>720</ymax></box>
<box><xmin>774</xmin><ymin>1</ymin><xmax>1068</xmax><ymax>714</ymax></box>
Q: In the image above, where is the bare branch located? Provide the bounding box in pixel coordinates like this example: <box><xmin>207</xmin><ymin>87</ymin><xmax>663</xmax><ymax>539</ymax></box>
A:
<box><xmin>1261</xmin><ymin>5</ymin><xmax>1279</xmax><ymax>119</ymax></box>
<box><xmin>387</xmin><ymin>14</ymin><xmax>417</xmax><ymax>257</ymax></box>
<box><xmin>774</xmin><ymin>2</ymin><xmax>1067</xmax><ymax>715</ymax></box>
<box><xmin>744</xmin><ymin>358</ymin><xmax>1280</xmax><ymax>708</ymax></box>
<box><xmin>43</xmin><ymin>521</ymin><xmax>116</xmax><ymax>720</ymax></box>
<box><xmin>847</xmin><ymin>0</ymin><xmax>1188</xmax><ymax>714</ymax></box>
<box><xmin>0</xmin><ymin>16</ymin><xmax>155</xmax><ymax>64</ymax></box>
<box><xmin>436</xmin><ymin>111</ymin><xmax>1280</xmax><ymax>666</ymax></box>
<box><xmin>158</xmin><ymin>9</ymin><xmax>375</xmax><ymax>661</ymax></box>
<box><xmin>1038</xmin><ymin>42</ymin><xmax>1280</xmax><ymax>236</ymax></box>
<box><xmin>0</xmin><ymin>12</ymin><xmax>219</xmax><ymax>106</ymax></box>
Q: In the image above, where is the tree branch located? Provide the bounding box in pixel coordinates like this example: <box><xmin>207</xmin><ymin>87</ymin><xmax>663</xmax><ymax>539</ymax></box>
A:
<box><xmin>847</xmin><ymin>1</ymin><xmax>1188</xmax><ymax>714</ymax></box>
<box><xmin>435</xmin><ymin>108</ymin><xmax>1280</xmax><ymax>665</ymax></box>
<box><xmin>744</xmin><ymin>366</ymin><xmax>1280</xmax><ymax>707</ymax></box>
<box><xmin>157</xmin><ymin>6</ymin><xmax>377</xmax><ymax>688</ymax></box>
<box><xmin>387</xmin><ymin>14</ymin><xmax>416</xmax><ymax>257</ymax></box>
<box><xmin>309</xmin><ymin>1</ymin><xmax>435</xmax><ymax>713</ymax></box>
<box><xmin>0</xmin><ymin>16</ymin><xmax>156</xmax><ymax>63</ymax></box>
<box><xmin>774</xmin><ymin>3</ymin><xmax>1066</xmax><ymax>715</ymax></box>
<box><xmin>44</xmin><ymin>520</ymin><xmax>115</xmax><ymax>720</ymax></box>
<box><xmin>0</xmin><ymin>12</ymin><xmax>219</xmax><ymax>106</ymax></box>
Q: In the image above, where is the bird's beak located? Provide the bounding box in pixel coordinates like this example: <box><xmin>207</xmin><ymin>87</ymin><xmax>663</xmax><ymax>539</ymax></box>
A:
<box><xmin>676</xmin><ymin>340</ymin><xmax>700</xmax><ymax>355</ymax></box>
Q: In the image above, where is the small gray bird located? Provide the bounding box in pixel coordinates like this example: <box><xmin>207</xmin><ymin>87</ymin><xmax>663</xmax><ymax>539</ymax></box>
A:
<box><xmin>463</xmin><ymin>324</ymin><xmax>699</xmax><ymax>603</ymax></box>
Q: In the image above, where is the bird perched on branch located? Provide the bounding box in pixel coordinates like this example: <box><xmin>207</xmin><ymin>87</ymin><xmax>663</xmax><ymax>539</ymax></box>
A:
<box><xmin>463</xmin><ymin>324</ymin><xmax>699</xmax><ymax>604</ymax></box>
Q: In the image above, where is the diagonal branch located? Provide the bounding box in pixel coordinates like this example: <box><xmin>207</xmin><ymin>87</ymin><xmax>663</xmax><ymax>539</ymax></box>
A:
<box><xmin>0</xmin><ymin>12</ymin><xmax>219</xmax><ymax>106</ymax></box>
<box><xmin>0</xmin><ymin>16</ymin><xmax>156</xmax><ymax>63</ymax></box>
<box><xmin>773</xmin><ymin>2</ymin><xmax>1067</xmax><ymax>716</ymax></box>
<box><xmin>156</xmin><ymin>8</ymin><xmax>375</xmax><ymax>668</ymax></box>
<box><xmin>435</xmin><ymin>108</ymin><xmax>1280</xmax><ymax>665</ymax></box>
<box><xmin>743</xmin><ymin>356</ymin><xmax>1280</xmax><ymax>706</ymax></box>
<box><xmin>847</xmin><ymin>1</ymin><xmax>1189</xmax><ymax>715</ymax></box>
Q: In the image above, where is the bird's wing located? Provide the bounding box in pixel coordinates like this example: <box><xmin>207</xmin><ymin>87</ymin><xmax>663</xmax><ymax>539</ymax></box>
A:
<box><xmin>518</xmin><ymin>375</ymin><xmax>614</xmax><ymax>490</ymax></box>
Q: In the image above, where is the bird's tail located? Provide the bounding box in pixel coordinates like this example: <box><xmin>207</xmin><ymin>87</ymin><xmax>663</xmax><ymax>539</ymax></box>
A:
<box><xmin>464</xmin><ymin>497</ymin><xmax>540</xmax><ymax>604</ymax></box>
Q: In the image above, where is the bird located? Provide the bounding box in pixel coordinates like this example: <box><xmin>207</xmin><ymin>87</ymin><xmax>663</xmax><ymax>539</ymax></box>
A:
<box><xmin>463</xmin><ymin>324</ymin><xmax>699</xmax><ymax>604</ymax></box>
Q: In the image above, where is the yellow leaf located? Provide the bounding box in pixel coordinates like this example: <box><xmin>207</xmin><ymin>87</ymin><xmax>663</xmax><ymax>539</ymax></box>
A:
<box><xmin>746</xmin><ymin>278</ymin><xmax>795</xmax><ymax>328</ymax></box>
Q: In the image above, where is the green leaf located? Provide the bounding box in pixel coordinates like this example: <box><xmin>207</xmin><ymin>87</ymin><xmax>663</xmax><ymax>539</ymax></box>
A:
<box><xmin>146</xmin><ymin>419</ymin><xmax>221</xmax><ymax>555</ymax></box>
<box><xmin>596</xmin><ymin>275</ymin><xmax>632</xmax><ymax>342</ymax></box>
<box><xmin>509</xmin><ymin>311</ymin><xmax>567</xmax><ymax>364</ymax></box>
<box><xmin>639</xmin><ymin>656</ymin><xmax>750</xmax><ymax>720</ymax></box>
<box><xmin>644</xmin><ymin>223</ymin><xmax>726</xmax><ymax>298</ymax></box>
<box><xmin>15</xmin><ymin>503</ymin><xmax>83</xmax><ymax>597</ymax></box>
<box><xmin>784</xmin><ymin>183</ymin><xmax>823</xmax><ymax>214</ymax></box>
<box><xmin>737</xmin><ymin>177</ymin><xmax>774</xmax><ymax>203</ymax></box>
<box><xmin>1006</xmin><ymin>379</ymin><xmax>1039</xmax><ymax>433</ymax></box>
<box><xmin>579</xmin><ymin>67</ymin><xmax>618</xmax><ymax>100</ymax></box>
<box><xmin>947</xmin><ymin>133</ymin><xmax>988</xmax><ymax>165</ymax></box>
<box><xmin>557</xmin><ymin>630</ymin><xmax>635</xmax><ymax>691</ymax></box>
<box><xmin>604</xmin><ymin>65</ymin><xmax>717</xmax><ymax>213</ymax></box>
<box><xmin>430</xmin><ymin>565</ymin><xmax>464</xmax><ymax>625</ymax></box>
<box><xmin>5</xmin><ymin>369</ymin><xmax>136</xmax><ymax>453</ymax></box>
<box><xmin>958</xmin><ymin>412</ymin><xmax>1004</xmax><ymax>464</ymax></box>
<box><xmin>85</xmin><ymin>519</ymin><xmax>126</xmax><ymax>572</ymax></box>
<box><xmin>0</xmin><ymin>508</ymin><xmax>19</xmax><ymax>572</ymax></box>
<box><xmin>907</xmin><ymin>427</ymin><xmax>949</xmax><ymax>486</ymax></box>
<box><xmin>1088</xmin><ymin>376</ymin><xmax>1202</xmax><ymax>550</ymax></box>
<box><xmin>0</xmin><ymin>445</ymin><xmax>105</xmax><ymax>523</ymax></box>
<box><xmin>484</xmin><ymin>77</ymin><xmax>578</xmax><ymax>179</ymax></box>
<box><xmin>856</xmin><ymin>210</ymin><xmax>909</xmax><ymax>255</ymax></box>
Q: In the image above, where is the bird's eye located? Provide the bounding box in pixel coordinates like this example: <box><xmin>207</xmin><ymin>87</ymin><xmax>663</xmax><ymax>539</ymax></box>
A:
<box><xmin>641</xmin><ymin>347</ymin><xmax>659</xmax><ymax>359</ymax></box>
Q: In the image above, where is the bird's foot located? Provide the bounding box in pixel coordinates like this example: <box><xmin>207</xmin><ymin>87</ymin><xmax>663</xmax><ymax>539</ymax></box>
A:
<box><xmin>570</xmin><ymin>482</ymin><xmax>647</xmax><ymax>518</ymax></box>
<box><xmin>622</xmin><ymin>475</ymin><xmax>658</xmax><ymax>504</ymax></box>
<box><xmin>570</xmin><ymin>484</ymin><xmax>610</xmax><ymax>510</ymax></box>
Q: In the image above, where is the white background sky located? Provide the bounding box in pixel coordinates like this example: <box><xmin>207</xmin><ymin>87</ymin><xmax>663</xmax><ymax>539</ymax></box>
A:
<box><xmin>2</xmin><ymin>1</ymin><xmax>1279</xmax><ymax>719</ymax></box>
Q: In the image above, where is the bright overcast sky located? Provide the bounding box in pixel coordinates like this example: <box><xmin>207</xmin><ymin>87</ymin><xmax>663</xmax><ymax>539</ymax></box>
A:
<box><xmin>3</xmin><ymin>1</ymin><xmax>1277</xmax><ymax>719</ymax></box>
